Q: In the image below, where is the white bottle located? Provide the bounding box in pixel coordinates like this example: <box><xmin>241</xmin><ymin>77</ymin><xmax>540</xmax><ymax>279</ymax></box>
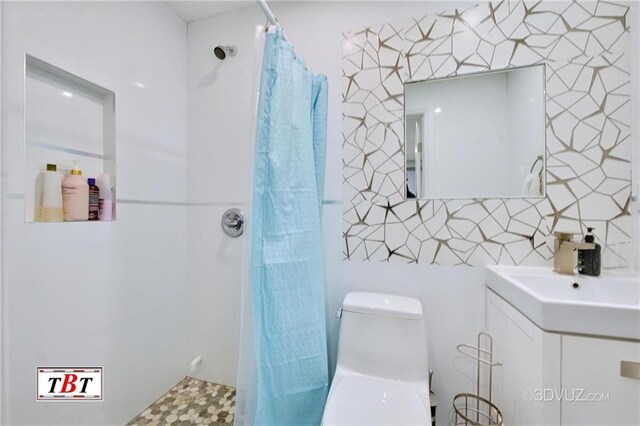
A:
<box><xmin>97</xmin><ymin>173</ymin><xmax>114</xmax><ymax>221</ymax></box>
<box><xmin>62</xmin><ymin>161</ymin><xmax>89</xmax><ymax>221</ymax></box>
<box><xmin>39</xmin><ymin>163</ymin><xmax>64</xmax><ymax>222</ymax></box>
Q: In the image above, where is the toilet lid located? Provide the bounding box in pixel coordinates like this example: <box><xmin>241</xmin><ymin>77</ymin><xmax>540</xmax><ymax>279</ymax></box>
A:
<box><xmin>322</xmin><ymin>375</ymin><xmax>431</xmax><ymax>425</ymax></box>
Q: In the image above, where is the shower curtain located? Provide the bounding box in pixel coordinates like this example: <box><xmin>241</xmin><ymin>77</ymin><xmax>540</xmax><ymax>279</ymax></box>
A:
<box><xmin>235</xmin><ymin>28</ymin><xmax>329</xmax><ymax>425</ymax></box>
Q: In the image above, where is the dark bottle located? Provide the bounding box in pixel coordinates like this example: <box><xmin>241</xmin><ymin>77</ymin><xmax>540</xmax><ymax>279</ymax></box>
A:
<box><xmin>578</xmin><ymin>227</ymin><xmax>601</xmax><ymax>277</ymax></box>
<box><xmin>88</xmin><ymin>178</ymin><xmax>100</xmax><ymax>221</ymax></box>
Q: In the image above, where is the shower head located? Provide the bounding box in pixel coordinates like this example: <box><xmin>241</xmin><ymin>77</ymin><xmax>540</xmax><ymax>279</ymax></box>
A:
<box><xmin>214</xmin><ymin>45</ymin><xmax>237</xmax><ymax>60</ymax></box>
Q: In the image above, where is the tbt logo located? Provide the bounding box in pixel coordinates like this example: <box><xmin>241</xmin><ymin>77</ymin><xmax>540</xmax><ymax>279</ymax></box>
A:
<box><xmin>37</xmin><ymin>367</ymin><xmax>103</xmax><ymax>401</ymax></box>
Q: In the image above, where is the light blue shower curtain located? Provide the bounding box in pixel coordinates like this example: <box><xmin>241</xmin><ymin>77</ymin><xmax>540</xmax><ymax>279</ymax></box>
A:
<box><xmin>244</xmin><ymin>28</ymin><xmax>329</xmax><ymax>425</ymax></box>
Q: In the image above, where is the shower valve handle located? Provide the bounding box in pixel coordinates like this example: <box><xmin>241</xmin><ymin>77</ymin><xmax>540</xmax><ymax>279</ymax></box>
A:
<box><xmin>224</xmin><ymin>216</ymin><xmax>240</xmax><ymax>228</ymax></box>
<box><xmin>222</xmin><ymin>208</ymin><xmax>244</xmax><ymax>237</ymax></box>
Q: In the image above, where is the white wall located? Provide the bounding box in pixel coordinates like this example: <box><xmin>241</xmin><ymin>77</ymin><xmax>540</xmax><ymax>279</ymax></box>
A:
<box><xmin>185</xmin><ymin>8</ymin><xmax>257</xmax><ymax>386</ymax></box>
<box><xmin>186</xmin><ymin>3</ymin><xmax>485</xmax><ymax>425</ymax></box>
<box><xmin>1</xmin><ymin>2</ymin><xmax>189</xmax><ymax>424</ymax></box>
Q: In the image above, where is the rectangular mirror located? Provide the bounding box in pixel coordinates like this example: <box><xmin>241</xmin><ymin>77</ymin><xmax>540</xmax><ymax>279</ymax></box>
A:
<box><xmin>405</xmin><ymin>65</ymin><xmax>545</xmax><ymax>199</ymax></box>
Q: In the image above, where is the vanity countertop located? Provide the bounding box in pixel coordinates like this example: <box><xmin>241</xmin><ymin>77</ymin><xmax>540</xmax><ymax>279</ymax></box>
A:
<box><xmin>486</xmin><ymin>265</ymin><xmax>640</xmax><ymax>340</ymax></box>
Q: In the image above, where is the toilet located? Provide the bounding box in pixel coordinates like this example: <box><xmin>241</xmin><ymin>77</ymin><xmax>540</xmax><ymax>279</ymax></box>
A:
<box><xmin>322</xmin><ymin>292</ymin><xmax>431</xmax><ymax>425</ymax></box>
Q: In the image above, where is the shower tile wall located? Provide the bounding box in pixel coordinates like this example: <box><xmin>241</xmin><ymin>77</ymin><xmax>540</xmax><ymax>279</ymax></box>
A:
<box><xmin>186</xmin><ymin>8</ymin><xmax>258</xmax><ymax>386</ymax></box>
<box><xmin>1</xmin><ymin>2</ymin><xmax>189</xmax><ymax>424</ymax></box>
<box><xmin>342</xmin><ymin>0</ymin><xmax>634</xmax><ymax>270</ymax></box>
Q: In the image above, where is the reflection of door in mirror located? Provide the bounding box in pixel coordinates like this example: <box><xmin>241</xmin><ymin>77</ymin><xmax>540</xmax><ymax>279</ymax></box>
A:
<box><xmin>406</xmin><ymin>109</ymin><xmax>438</xmax><ymax>199</ymax></box>
<box><xmin>405</xmin><ymin>114</ymin><xmax>423</xmax><ymax>199</ymax></box>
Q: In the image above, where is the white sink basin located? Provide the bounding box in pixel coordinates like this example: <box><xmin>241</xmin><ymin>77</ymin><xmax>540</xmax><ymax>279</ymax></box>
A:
<box><xmin>486</xmin><ymin>266</ymin><xmax>640</xmax><ymax>340</ymax></box>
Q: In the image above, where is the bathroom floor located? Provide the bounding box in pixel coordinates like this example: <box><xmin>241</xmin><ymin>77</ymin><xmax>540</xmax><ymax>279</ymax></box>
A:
<box><xmin>127</xmin><ymin>377</ymin><xmax>236</xmax><ymax>425</ymax></box>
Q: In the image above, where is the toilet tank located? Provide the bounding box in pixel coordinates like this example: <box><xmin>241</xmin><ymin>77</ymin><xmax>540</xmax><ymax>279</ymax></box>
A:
<box><xmin>335</xmin><ymin>292</ymin><xmax>429</xmax><ymax>384</ymax></box>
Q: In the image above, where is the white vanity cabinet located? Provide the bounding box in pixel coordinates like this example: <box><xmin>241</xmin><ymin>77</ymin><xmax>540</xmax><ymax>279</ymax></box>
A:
<box><xmin>487</xmin><ymin>290</ymin><xmax>561</xmax><ymax>425</ymax></box>
<box><xmin>562</xmin><ymin>336</ymin><xmax>640</xmax><ymax>425</ymax></box>
<box><xmin>487</xmin><ymin>290</ymin><xmax>640</xmax><ymax>426</ymax></box>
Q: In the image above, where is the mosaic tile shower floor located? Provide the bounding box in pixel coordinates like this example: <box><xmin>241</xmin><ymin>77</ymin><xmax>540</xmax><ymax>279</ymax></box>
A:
<box><xmin>127</xmin><ymin>377</ymin><xmax>236</xmax><ymax>425</ymax></box>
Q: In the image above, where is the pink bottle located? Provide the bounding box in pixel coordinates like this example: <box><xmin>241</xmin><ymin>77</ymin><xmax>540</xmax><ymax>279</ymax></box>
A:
<box><xmin>62</xmin><ymin>161</ymin><xmax>89</xmax><ymax>221</ymax></box>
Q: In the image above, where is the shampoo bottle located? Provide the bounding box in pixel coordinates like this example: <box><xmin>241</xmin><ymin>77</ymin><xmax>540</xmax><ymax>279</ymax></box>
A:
<box><xmin>88</xmin><ymin>178</ymin><xmax>100</xmax><ymax>221</ymax></box>
<box><xmin>62</xmin><ymin>161</ymin><xmax>89</xmax><ymax>221</ymax></box>
<box><xmin>578</xmin><ymin>227</ymin><xmax>601</xmax><ymax>277</ymax></box>
<box><xmin>97</xmin><ymin>173</ymin><xmax>114</xmax><ymax>221</ymax></box>
<box><xmin>39</xmin><ymin>163</ymin><xmax>64</xmax><ymax>222</ymax></box>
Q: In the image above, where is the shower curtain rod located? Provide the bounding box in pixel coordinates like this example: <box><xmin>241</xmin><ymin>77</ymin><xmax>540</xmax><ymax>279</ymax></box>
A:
<box><xmin>257</xmin><ymin>0</ymin><xmax>289</xmax><ymax>42</ymax></box>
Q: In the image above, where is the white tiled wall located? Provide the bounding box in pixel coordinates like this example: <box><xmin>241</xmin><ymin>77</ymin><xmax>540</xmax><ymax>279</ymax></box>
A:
<box><xmin>185</xmin><ymin>7</ymin><xmax>260</xmax><ymax>386</ymax></box>
<box><xmin>1</xmin><ymin>2</ymin><xmax>189</xmax><ymax>424</ymax></box>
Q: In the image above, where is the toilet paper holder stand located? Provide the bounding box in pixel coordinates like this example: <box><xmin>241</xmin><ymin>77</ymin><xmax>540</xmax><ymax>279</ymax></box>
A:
<box><xmin>452</xmin><ymin>332</ymin><xmax>503</xmax><ymax>426</ymax></box>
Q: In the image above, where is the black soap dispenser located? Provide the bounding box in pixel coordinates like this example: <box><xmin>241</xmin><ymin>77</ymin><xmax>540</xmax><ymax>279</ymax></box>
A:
<box><xmin>578</xmin><ymin>227</ymin><xmax>601</xmax><ymax>277</ymax></box>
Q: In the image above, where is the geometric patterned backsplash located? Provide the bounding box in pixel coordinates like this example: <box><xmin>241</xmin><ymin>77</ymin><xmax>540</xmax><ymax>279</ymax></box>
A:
<box><xmin>343</xmin><ymin>1</ymin><xmax>633</xmax><ymax>270</ymax></box>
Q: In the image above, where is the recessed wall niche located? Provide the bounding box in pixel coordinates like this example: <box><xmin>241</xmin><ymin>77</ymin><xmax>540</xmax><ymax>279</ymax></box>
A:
<box><xmin>25</xmin><ymin>55</ymin><xmax>116</xmax><ymax>223</ymax></box>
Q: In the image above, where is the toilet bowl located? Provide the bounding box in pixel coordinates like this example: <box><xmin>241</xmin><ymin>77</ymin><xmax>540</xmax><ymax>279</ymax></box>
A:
<box><xmin>322</xmin><ymin>292</ymin><xmax>431</xmax><ymax>425</ymax></box>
